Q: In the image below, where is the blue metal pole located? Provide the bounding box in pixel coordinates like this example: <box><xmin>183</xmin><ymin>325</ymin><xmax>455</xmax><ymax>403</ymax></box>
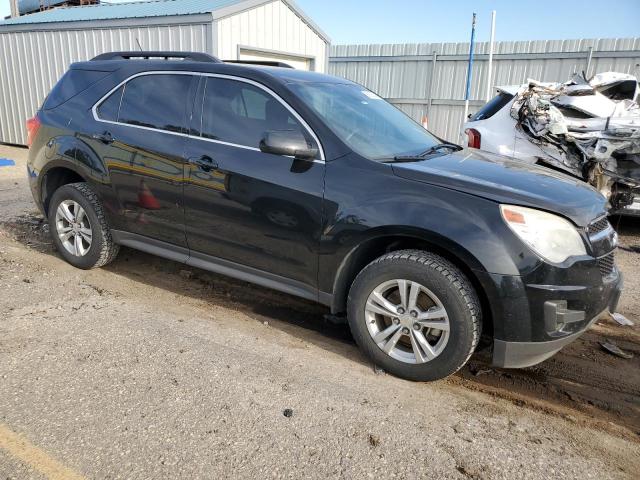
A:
<box><xmin>462</xmin><ymin>12</ymin><xmax>477</xmax><ymax>136</ymax></box>
<box><xmin>465</xmin><ymin>13</ymin><xmax>477</xmax><ymax>103</ymax></box>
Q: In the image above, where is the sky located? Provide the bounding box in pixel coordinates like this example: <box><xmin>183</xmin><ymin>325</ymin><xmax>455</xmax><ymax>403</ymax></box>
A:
<box><xmin>1</xmin><ymin>0</ymin><xmax>639</xmax><ymax>44</ymax></box>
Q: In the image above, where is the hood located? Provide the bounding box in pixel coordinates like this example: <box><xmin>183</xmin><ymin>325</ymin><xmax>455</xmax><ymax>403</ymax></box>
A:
<box><xmin>391</xmin><ymin>149</ymin><xmax>607</xmax><ymax>227</ymax></box>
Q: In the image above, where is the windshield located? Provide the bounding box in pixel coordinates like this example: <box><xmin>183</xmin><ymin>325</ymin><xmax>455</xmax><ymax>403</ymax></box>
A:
<box><xmin>288</xmin><ymin>82</ymin><xmax>440</xmax><ymax>160</ymax></box>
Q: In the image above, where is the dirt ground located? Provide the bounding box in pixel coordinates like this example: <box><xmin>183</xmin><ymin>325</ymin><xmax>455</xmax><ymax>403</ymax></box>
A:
<box><xmin>0</xmin><ymin>144</ymin><xmax>639</xmax><ymax>479</ymax></box>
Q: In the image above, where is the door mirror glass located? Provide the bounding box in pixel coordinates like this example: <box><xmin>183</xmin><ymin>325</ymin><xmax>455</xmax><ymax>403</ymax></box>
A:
<box><xmin>259</xmin><ymin>130</ymin><xmax>318</xmax><ymax>160</ymax></box>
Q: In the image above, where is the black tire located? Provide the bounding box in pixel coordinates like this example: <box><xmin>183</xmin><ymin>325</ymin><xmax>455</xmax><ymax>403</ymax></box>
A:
<box><xmin>48</xmin><ymin>182</ymin><xmax>119</xmax><ymax>269</ymax></box>
<box><xmin>347</xmin><ymin>250</ymin><xmax>481</xmax><ymax>381</ymax></box>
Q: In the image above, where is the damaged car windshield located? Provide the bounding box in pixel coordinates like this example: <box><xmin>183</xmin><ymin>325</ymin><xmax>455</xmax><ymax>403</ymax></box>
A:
<box><xmin>289</xmin><ymin>82</ymin><xmax>440</xmax><ymax>160</ymax></box>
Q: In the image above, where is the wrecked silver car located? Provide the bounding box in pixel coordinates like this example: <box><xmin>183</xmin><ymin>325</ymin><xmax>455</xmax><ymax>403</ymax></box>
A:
<box><xmin>464</xmin><ymin>72</ymin><xmax>640</xmax><ymax>215</ymax></box>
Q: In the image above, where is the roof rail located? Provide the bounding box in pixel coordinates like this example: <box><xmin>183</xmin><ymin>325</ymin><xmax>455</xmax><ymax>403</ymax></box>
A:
<box><xmin>91</xmin><ymin>51</ymin><xmax>222</xmax><ymax>63</ymax></box>
<box><xmin>224</xmin><ymin>60</ymin><xmax>294</xmax><ymax>69</ymax></box>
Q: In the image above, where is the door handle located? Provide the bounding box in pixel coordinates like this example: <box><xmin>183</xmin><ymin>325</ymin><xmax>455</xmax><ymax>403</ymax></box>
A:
<box><xmin>192</xmin><ymin>155</ymin><xmax>218</xmax><ymax>172</ymax></box>
<box><xmin>92</xmin><ymin>131</ymin><xmax>114</xmax><ymax>144</ymax></box>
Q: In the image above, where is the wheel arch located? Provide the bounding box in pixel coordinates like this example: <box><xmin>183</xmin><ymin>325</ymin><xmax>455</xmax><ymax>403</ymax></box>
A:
<box><xmin>39</xmin><ymin>162</ymin><xmax>88</xmax><ymax>215</ymax></box>
<box><xmin>329</xmin><ymin>228</ymin><xmax>495</xmax><ymax>337</ymax></box>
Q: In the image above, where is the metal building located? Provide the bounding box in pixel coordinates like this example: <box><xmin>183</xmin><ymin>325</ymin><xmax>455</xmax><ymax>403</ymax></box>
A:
<box><xmin>0</xmin><ymin>0</ymin><xmax>330</xmax><ymax>145</ymax></box>
<box><xmin>329</xmin><ymin>39</ymin><xmax>640</xmax><ymax>141</ymax></box>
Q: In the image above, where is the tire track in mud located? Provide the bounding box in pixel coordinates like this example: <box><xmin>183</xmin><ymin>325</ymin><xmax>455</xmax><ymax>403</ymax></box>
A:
<box><xmin>457</xmin><ymin>325</ymin><xmax>640</xmax><ymax>439</ymax></box>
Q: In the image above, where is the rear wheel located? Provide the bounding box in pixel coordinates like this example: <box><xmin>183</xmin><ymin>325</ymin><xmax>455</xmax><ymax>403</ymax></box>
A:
<box><xmin>347</xmin><ymin>250</ymin><xmax>481</xmax><ymax>381</ymax></box>
<box><xmin>48</xmin><ymin>182</ymin><xmax>119</xmax><ymax>269</ymax></box>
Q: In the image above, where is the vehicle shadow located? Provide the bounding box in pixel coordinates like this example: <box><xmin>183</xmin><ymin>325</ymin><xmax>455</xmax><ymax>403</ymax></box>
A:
<box><xmin>611</xmin><ymin>215</ymin><xmax>640</xmax><ymax>252</ymax></box>
<box><xmin>108</xmin><ymin>245</ymin><xmax>359</xmax><ymax>351</ymax></box>
<box><xmin>1</xmin><ymin>212</ymin><xmax>364</xmax><ymax>367</ymax></box>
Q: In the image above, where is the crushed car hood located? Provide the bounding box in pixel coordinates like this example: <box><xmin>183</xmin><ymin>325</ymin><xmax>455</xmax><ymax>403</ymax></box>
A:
<box><xmin>392</xmin><ymin>149</ymin><xmax>607</xmax><ymax>226</ymax></box>
<box><xmin>509</xmin><ymin>71</ymin><xmax>640</xmax><ymax>209</ymax></box>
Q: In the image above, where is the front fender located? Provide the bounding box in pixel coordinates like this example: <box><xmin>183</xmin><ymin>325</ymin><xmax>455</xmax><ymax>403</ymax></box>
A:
<box><xmin>320</xmin><ymin>155</ymin><xmax>541</xmax><ymax>296</ymax></box>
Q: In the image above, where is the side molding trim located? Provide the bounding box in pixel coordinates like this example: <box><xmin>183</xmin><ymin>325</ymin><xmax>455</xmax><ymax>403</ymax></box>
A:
<box><xmin>111</xmin><ymin>230</ymin><xmax>331</xmax><ymax>306</ymax></box>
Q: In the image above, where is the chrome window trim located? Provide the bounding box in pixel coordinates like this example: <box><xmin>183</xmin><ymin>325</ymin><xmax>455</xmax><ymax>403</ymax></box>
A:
<box><xmin>91</xmin><ymin>70</ymin><xmax>326</xmax><ymax>162</ymax></box>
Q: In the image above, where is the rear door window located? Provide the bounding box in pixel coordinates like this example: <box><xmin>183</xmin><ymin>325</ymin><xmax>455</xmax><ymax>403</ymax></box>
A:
<box><xmin>469</xmin><ymin>92</ymin><xmax>514</xmax><ymax>121</ymax></box>
<box><xmin>199</xmin><ymin>77</ymin><xmax>309</xmax><ymax>148</ymax></box>
<box><xmin>116</xmin><ymin>74</ymin><xmax>193</xmax><ymax>133</ymax></box>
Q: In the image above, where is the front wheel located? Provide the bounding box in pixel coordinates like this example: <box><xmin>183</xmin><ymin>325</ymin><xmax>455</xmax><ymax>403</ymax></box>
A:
<box><xmin>48</xmin><ymin>182</ymin><xmax>119</xmax><ymax>269</ymax></box>
<box><xmin>347</xmin><ymin>250</ymin><xmax>481</xmax><ymax>381</ymax></box>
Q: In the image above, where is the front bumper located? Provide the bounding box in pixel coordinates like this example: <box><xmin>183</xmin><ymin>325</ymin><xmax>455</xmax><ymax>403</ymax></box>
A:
<box><xmin>493</xmin><ymin>309</ymin><xmax>604</xmax><ymax>368</ymax></box>
<box><xmin>475</xmin><ymin>264</ymin><xmax>623</xmax><ymax>369</ymax></box>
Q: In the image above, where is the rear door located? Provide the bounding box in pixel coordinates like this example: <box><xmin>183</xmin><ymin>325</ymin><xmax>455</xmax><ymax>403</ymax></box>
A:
<box><xmin>90</xmin><ymin>72</ymin><xmax>197</xmax><ymax>247</ymax></box>
<box><xmin>182</xmin><ymin>75</ymin><xmax>325</xmax><ymax>289</ymax></box>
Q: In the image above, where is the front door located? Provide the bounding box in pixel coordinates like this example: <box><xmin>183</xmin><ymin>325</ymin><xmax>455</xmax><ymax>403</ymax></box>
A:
<box><xmin>88</xmin><ymin>73</ymin><xmax>197</xmax><ymax>247</ymax></box>
<box><xmin>183</xmin><ymin>75</ymin><xmax>324</xmax><ymax>288</ymax></box>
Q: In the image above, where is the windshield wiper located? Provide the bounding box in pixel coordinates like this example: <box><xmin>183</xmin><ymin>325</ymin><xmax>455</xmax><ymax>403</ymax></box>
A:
<box><xmin>383</xmin><ymin>142</ymin><xmax>463</xmax><ymax>163</ymax></box>
<box><xmin>421</xmin><ymin>142</ymin><xmax>463</xmax><ymax>155</ymax></box>
<box><xmin>384</xmin><ymin>156</ymin><xmax>426</xmax><ymax>163</ymax></box>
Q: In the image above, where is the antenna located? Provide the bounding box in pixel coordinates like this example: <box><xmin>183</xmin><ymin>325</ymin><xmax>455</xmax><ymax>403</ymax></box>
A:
<box><xmin>135</xmin><ymin>38</ymin><xmax>143</xmax><ymax>52</ymax></box>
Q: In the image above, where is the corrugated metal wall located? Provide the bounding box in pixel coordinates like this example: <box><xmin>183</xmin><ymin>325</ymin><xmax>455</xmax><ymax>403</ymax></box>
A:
<box><xmin>329</xmin><ymin>38</ymin><xmax>640</xmax><ymax>142</ymax></box>
<box><xmin>216</xmin><ymin>0</ymin><xmax>327</xmax><ymax>72</ymax></box>
<box><xmin>0</xmin><ymin>23</ymin><xmax>210</xmax><ymax>145</ymax></box>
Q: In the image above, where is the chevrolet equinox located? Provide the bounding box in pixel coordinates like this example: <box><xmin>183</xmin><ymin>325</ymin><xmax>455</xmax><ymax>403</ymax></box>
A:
<box><xmin>26</xmin><ymin>51</ymin><xmax>622</xmax><ymax>381</ymax></box>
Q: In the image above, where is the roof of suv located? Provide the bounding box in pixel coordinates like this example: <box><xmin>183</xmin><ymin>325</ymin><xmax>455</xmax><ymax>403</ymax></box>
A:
<box><xmin>76</xmin><ymin>55</ymin><xmax>349</xmax><ymax>85</ymax></box>
<box><xmin>245</xmin><ymin>65</ymin><xmax>348</xmax><ymax>84</ymax></box>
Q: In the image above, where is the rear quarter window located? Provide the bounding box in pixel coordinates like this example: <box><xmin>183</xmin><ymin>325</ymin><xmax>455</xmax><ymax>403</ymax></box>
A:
<box><xmin>469</xmin><ymin>92</ymin><xmax>514</xmax><ymax>121</ymax></box>
<box><xmin>96</xmin><ymin>85</ymin><xmax>123</xmax><ymax>122</ymax></box>
<box><xmin>43</xmin><ymin>69</ymin><xmax>110</xmax><ymax>110</ymax></box>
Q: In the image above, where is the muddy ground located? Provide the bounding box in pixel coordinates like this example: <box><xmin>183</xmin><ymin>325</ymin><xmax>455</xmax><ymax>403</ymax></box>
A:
<box><xmin>0</xmin><ymin>144</ymin><xmax>639</xmax><ymax>479</ymax></box>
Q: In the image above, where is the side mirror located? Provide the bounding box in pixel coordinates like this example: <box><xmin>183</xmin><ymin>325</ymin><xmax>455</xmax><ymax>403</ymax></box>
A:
<box><xmin>259</xmin><ymin>130</ymin><xmax>318</xmax><ymax>160</ymax></box>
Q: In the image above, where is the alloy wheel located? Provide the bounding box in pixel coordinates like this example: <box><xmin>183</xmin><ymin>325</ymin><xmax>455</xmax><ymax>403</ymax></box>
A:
<box><xmin>364</xmin><ymin>279</ymin><xmax>450</xmax><ymax>364</ymax></box>
<box><xmin>55</xmin><ymin>200</ymin><xmax>93</xmax><ymax>257</ymax></box>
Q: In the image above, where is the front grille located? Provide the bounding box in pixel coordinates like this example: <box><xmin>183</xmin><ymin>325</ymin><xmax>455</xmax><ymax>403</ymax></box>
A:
<box><xmin>588</xmin><ymin>216</ymin><xmax>610</xmax><ymax>235</ymax></box>
<box><xmin>597</xmin><ymin>252</ymin><xmax>615</xmax><ymax>278</ymax></box>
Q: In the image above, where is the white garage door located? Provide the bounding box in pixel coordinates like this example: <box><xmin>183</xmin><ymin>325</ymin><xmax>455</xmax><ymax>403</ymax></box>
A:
<box><xmin>238</xmin><ymin>48</ymin><xmax>313</xmax><ymax>71</ymax></box>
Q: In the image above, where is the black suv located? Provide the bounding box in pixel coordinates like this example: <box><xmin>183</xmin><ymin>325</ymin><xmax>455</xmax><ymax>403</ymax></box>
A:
<box><xmin>27</xmin><ymin>51</ymin><xmax>622</xmax><ymax>381</ymax></box>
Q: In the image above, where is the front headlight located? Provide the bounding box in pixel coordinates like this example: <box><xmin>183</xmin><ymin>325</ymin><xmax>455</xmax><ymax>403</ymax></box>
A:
<box><xmin>500</xmin><ymin>205</ymin><xmax>586</xmax><ymax>264</ymax></box>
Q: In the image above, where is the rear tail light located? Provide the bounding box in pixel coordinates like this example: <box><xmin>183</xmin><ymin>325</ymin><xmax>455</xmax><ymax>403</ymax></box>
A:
<box><xmin>26</xmin><ymin>114</ymin><xmax>41</xmax><ymax>147</ymax></box>
<box><xmin>465</xmin><ymin>128</ymin><xmax>481</xmax><ymax>149</ymax></box>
